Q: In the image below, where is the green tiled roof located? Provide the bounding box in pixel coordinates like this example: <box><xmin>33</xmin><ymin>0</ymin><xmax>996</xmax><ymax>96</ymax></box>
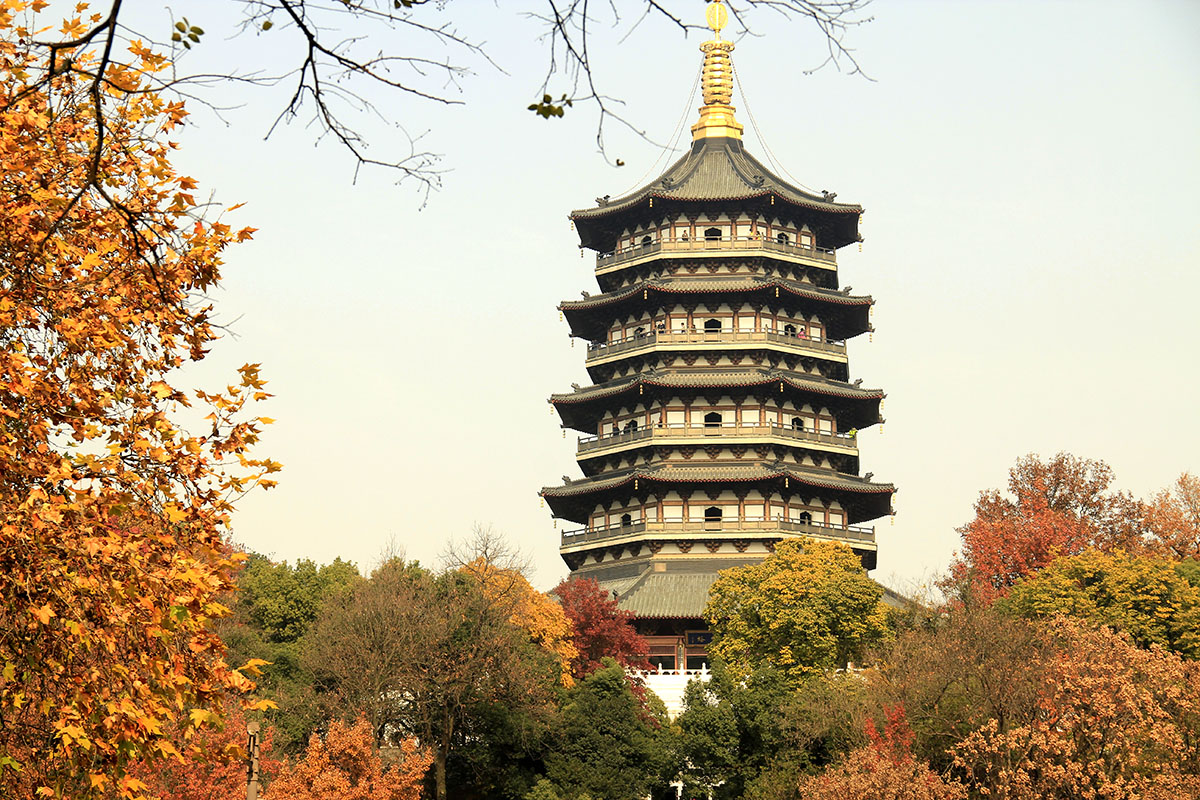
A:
<box><xmin>609</xmin><ymin>571</ymin><xmax>720</xmax><ymax>619</ymax></box>
<box><xmin>597</xmin><ymin>571</ymin><xmax>915</xmax><ymax>620</ymax></box>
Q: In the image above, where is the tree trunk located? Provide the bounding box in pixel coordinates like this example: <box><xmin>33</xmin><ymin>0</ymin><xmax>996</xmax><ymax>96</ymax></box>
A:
<box><xmin>435</xmin><ymin>748</ymin><xmax>447</xmax><ymax>800</ymax></box>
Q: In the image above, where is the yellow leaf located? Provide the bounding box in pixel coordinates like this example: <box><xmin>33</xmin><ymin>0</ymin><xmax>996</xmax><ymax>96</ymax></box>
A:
<box><xmin>188</xmin><ymin>708</ymin><xmax>213</xmax><ymax>727</ymax></box>
<box><xmin>237</xmin><ymin>657</ymin><xmax>271</xmax><ymax>676</ymax></box>
<box><xmin>163</xmin><ymin>504</ymin><xmax>187</xmax><ymax>523</ymax></box>
<box><xmin>32</xmin><ymin>605</ymin><xmax>55</xmax><ymax>625</ymax></box>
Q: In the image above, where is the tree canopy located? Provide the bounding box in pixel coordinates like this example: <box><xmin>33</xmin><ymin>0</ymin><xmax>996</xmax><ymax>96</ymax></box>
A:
<box><xmin>1147</xmin><ymin>472</ymin><xmax>1200</xmax><ymax>560</ymax></box>
<box><xmin>0</xmin><ymin>3</ymin><xmax>277</xmax><ymax>795</ymax></box>
<box><xmin>1001</xmin><ymin>549</ymin><xmax>1200</xmax><ymax>658</ymax></box>
<box><xmin>951</xmin><ymin>619</ymin><xmax>1200</xmax><ymax>797</ymax></box>
<box><xmin>265</xmin><ymin>716</ymin><xmax>431</xmax><ymax>800</ymax></box>
<box><xmin>543</xmin><ymin>660</ymin><xmax>670</xmax><ymax>800</ymax></box>
<box><xmin>947</xmin><ymin>453</ymin><xmax>1152</xmax><ymax>603</ymax></box>
<box><xmin>704</xmin><ymin>539</ymin><xmax>890</xmax><ymax>680</ymax></box>
<box><xmin>552</xmin><ymin>576</ymin><xmax>649</xmax><ymax>680</ymax></box>
<box><xmin>304</xmin><ymin>557</ymin><xmax>562</xmax><ymax>800</ymax></box>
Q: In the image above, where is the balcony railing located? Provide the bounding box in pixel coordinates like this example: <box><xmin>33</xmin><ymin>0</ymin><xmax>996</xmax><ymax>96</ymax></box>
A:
<box><xmin>596</xmin><ymin>236</ymin><xmax>837</xmax><ymax>270</ymax></box>
<box><xmin>586</xmin><ymin>329</ymin><xmax>846</xmax><ymax>360</ymax></box>
<box><xmin>560</xmin><ymin>517</ymin><xmax>875</xmax><ymax>548</ymax></box>
<box><xmin>576</xmin><ymin>422</ymin><xmax>856</xmax><ymax>454</ymax></box>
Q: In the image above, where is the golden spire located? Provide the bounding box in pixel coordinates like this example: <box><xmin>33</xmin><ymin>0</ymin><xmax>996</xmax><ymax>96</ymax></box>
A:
<box><xmin>691</xmin><ymin>0</ymin><xmax>744</xmax><ymax>142</ymax></box>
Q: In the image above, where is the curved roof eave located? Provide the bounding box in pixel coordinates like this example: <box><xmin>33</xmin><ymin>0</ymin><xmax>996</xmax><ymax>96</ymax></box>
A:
<box><xmin>539</xmin><ymin>464</ymin><xmax>896</xmax><ymax>499</ymax></box>
<box><xmin>559</xmin><ymin>278</ymin><xmax>873</xmax><ymax>313</ymax></box>
<box><xmin>549</xmin><ymin>372</ymin><xmax>885</xmax><ymax>406</ymax></box>
<box><xmin>569</xmin><ymin>138</ymin><xmax>862</xmax><ymax>224</ymax></box>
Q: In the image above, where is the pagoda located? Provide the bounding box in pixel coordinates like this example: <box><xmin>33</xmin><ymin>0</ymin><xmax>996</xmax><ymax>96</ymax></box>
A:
<box><xmin>540</xmin><ymin>0</ymin><xmax>894</xmax><ymax>675</ymax></box>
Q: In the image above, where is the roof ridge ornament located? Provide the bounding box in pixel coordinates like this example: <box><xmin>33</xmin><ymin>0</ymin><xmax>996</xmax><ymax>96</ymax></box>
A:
<box><xmin>691</xmin><ymin>0</ymin><xmax>744</xmax><ymax>142</ymax></box>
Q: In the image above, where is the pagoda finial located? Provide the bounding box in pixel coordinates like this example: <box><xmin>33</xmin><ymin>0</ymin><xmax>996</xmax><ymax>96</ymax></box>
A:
<box><xmin>691</xmin><ymin>0</ymin><xmax>744</xmax><ymax>142</ymax></box>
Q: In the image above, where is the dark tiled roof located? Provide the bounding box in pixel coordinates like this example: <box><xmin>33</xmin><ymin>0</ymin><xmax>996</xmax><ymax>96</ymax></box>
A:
<box><xmin>571</xmin><ymin>138</ymin><xmax>860</xmax><ymax>225</ymax></box>
<box><xmin>550</xmin><ymin>370</ymin><xmax>883</xmax><ymax>406</ymax></box>
<box><xmin>559</xmin><ymin>277</ymin><xmax>872</xmax><ymax>312</ymax></box>
<box><xmin>540</xmin><ymin>463</ymin><xmax>895</xmax><ymax>498</ymax></box>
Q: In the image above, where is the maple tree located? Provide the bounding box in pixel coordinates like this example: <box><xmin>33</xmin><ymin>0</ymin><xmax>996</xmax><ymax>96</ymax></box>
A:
<box><xmin>951</xmin><ymin>618</ymin><xmax>1200</xmax><ymax>798</ymax></box>
<box><xmin>128</xmin><ymin>702</ymin><xmax>283</xmax><ymax>800</ymax></box>
<box><xmin>552</xmin><ymin>576</ymin><xmax>650</xmax><ymax>679</ymax></box>
<box><xmin>0</xmin><ymin>2</ymin><xmax>278</xmax><ymax>796</ymax></box>
<box><xmin>947</xmin><ymin>453</ymin><xmax>1148</xmax><ymax>603</ymax></box>
<box><xmin>1002</xmin><ymin>549</ymin><xmax>1200</xmax><ymax>658</ymax></box>
<box><xmin>1147</xmin><ymin>472</ymin><xmax>1200</xmax><ymax>560</ymax></box>
<box><xmin>705</xmin><ymin>539</ymin><xmax>890</xmax><ymax>680</ymax></box>
<box><xmin>265</xmin><ymin>716</ymin><xmax>431</xmax><ymax>800</ymax></box>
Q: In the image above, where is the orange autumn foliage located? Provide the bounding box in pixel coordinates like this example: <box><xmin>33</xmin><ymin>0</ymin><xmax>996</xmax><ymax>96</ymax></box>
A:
<box><xmin>0</xmin><ymin>2</ymin><xmax>278</xmax><ymax>796</ymax></box>
<box><xmin>128</xmin><ymin>704</ymin><xmax>283</xmax><ymax>800</ymax></box>
<box><xmin>798</xmin><ymin>706</ymin><xmax>965</xmax><ymax>800</ymax></box>
<box><xmin>266</xmin><ymin>717</ymin><xmax>432</xmax><ymax>800</ymax></box>
<box><xmin>952</xmin><ymin>619</ymin><xmax>1200</xmax><ymax>798</ymax></box>
<box><xmin>948</xmin><ymin>454</ymin><xmax>1147</xmax><ymax>603</ymax></box>
<box><xmin>1147</xmin><ymin>472</ymin><xmax>1200</xmax><ymax>560</ymax></box>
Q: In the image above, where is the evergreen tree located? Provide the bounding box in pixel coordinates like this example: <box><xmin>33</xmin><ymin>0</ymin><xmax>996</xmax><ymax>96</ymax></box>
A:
<box><xmin>545</xmin><ymin>660</ymin><xmax>671</xmax><ymax>800</ymax></box>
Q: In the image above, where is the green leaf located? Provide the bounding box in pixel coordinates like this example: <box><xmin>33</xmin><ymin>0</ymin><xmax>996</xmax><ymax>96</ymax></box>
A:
<box><xmin>528</xmin><ymin>94</ymin><xmax>569</xmax><ymax>120</ymax></box>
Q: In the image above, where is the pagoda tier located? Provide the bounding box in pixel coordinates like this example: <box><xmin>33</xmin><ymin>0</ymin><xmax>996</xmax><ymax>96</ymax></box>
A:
<box><xmin>539</xmin><ymin>0</ymin><xmax>892</xmax><ymax>673</ymax></box>
<box><xmin>571</xmin><ymin>137</ymin><xmax>863</xmax><ymax>254</ymax></box>
<box><xmin>542</xmin><ymin>465</ymin><xmax>894</xmax><ymax>524</ymax></box>
<box><xmin>549</xmin><ymin>371</ymin><xmax>884</xmax><ymax>433</ymax></box>
<box><xmin>591</xmin><ymin>240</ymin><xmax>843</xmax><ymax>294</ymax></box>
<box><xmin>561</xmin><ymin>277</ymin><xmax>873</xmax><ymax>341</ymax></box>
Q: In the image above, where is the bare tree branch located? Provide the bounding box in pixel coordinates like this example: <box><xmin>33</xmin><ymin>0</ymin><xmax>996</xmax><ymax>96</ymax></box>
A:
<box><xmin>11</xmin><ymin>0</ymin><xmax>872</xmax><ymax>198</ymax></box>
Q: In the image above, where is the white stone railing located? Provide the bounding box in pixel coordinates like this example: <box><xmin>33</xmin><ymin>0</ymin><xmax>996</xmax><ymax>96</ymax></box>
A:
<box><xmin>577</xmin><ymin>422</ymin><xmax>856</xmax><ymax>453</ymax></box>
<box><xmin>560</xmin><ymin>517</ymin><xmax>875</xmax><ymax>548</ymax></box>
<box><xmin>596</xmin><ymin>236</ymin><xmax>837</xmax><ymax>269</ymax></box>
<box><xmin>586</xmin><ymin>329</ymin><xmax>846</xmax><ymax>360</ymax></box>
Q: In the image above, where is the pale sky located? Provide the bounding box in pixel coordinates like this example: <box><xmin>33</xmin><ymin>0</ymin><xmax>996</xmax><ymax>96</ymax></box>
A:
<box><xmin>142</xmin><ymin>1</ymin><xmax>1200</xmax><ymax>590</ymax></box>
